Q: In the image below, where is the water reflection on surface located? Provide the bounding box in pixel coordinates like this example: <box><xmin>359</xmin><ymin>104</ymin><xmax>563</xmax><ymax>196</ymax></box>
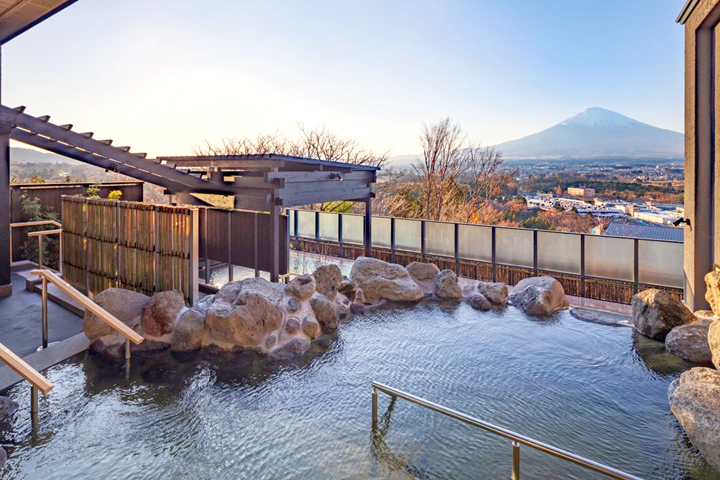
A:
<box><xmin>0</xmin><ymin>302</ymin><xmax>716</xmax><ymax>479</ymax></box>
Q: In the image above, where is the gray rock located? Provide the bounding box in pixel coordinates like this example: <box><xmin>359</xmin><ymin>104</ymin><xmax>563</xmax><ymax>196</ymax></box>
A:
<box><xmin>406</xmin><ymin>261</ymin><xmax>441</xmax><ymax>283</ymax></box>
<box><xmin>477</xmin><ymin>281</ymin><xmax>509</xmax><ymax>305</ymax></box>
<box><xmin>468</xmin><ymin>294</ymin><xmax>492</xmax><ymax>311</ymax></box>
<box><xmin>665</xmin><ymin>319</ymin><xmax>713</xmax><ymax>364</ymax></box>
<box><xmin>631</xmin><ymin>289</ymin><xmax>695</xmax><ymax>340</ymax></box>
<box><xmin>704</xmin><ymin>270</ymin><xmax>720</xmax><ymax>316</ymax></box>
<box><xmin>310</xmin><ymin>294</ymin><xmax>339</xmax><ymax>333</ymax></box>
<box><xmin>263</xmin><ymin>334</ymin><xmax>278</xmax><ymax>352</ymax></box>
<box><xmin>285</xmin><ymin>274</ymin><xmax>316</xmax><ymax>301</ymax></box>
<box><xmin>286</xmin><ymin>297</ymin><xmax>301</xmax><ymax>313</ymax></box>
<box><xmin>669</xmin><ymin>367</ymin><xmax>720</xmax><ymax>470</ymax></box>
<box><xmin>0</xmin><ymin>396</ymin><xmax>18</xmax><ymax>418</ymax></box>
<box><xmin>171</xmin><ymin>308</ymin><xmax>206</xmax><ymax>352</ymax></box>
<box><xmin>84</xmin><ymin>288</ymin><xmax>149</xmax><ymax>341</ymax></box>
<box><xmin>197</xmin><ymin>294</ymin><xmax>215</xmax><ymax>313</ymax></box>
<box><xmin>314</xmin><ymin>264</ymin><xmax>343</xmax><ymax>299</ymax></box>
<box><xmin>709</xmin><ymin>320</ymin><xmax>720</xmax><ymax>369</ymax></box>
<box><xmin>349</xmin><ymin>257</ymin><xmax>423</xmax><ymax>303</ymax></box>
<box><xmin>285</xmin><ymin>316</ymin><xmax>301</xmax><ymax>334</ymax></box>
<box><xmin>338</xmin><ymin>278</ymin><xmax>358</xmax><ymax>302</ymax></box>
<box><xmin>434</xmin><ymin>269</ymin><xmax>463</xmax><ymax>300</ymax></box>
<box><xmin>0</xmin><ymin>446</ymin><xmax>6</xmax><ymax>469</ymax></box>
<box><xmin>269</xmin><ymin>337</ymin><xmax>311</xmax><ymax>360</ymax></box>
<box><xmin>508</xmin><ymin>276</ymin><xmax>569</xmax><ymax>316</ymax></box>
<box><xmin>141</xmin><ymin>290</ymin><xmax>186</xmax><ymax>338</ymax></box>
<box><xmin>302</xmin><ymin>317</ymin><xmax>321</xmax><ymax>339</ymax></box>
<box><xmin>350</xmin><ymin>302</ymin><xmax>366</xmax><ymax>313</ymax></box>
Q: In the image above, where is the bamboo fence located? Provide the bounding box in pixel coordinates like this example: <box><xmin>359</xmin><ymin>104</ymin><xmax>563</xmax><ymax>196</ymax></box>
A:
<box><xmin>61</xmin><ymin>195</ymin><xmax>198</xmax><ymax>304</ymax></box>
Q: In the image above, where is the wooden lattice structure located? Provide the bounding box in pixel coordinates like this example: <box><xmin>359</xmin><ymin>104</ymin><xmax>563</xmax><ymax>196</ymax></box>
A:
<box><xmin>61</xmin><ymin>196</ymin><xmax>199</xmax><ymax>305</ymax></box>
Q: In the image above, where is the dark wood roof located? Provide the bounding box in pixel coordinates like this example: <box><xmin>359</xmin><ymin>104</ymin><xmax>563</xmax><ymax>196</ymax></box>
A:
<box><xmin>0</xmin><ymin>0</ymin><xmax>76</xmax><ymax>45</ymax></box>
<box><xmin>157</xmin><ymin>154</ymin><xmax>381</xmax><ymax>171</ymax></box>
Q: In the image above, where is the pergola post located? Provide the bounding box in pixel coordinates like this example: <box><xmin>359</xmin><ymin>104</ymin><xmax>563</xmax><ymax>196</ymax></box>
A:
<box><xmin>0</xmin><ymin>46</ymin><xmax>9</xmax><ymax>298</ymax></box>
<box><xmin>364</xmin><ymin>198</ymin><xmax>372</xmax><ymax>258</ymax></box>
<box><xmin>270</xmin><ymin>204</ymin><xmax>281</xmax><ymax>282</ymax></box>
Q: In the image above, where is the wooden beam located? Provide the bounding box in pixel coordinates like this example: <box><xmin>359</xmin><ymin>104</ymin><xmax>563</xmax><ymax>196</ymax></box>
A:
<box><xmin>279</xmin><ymin>187</ymin><xmax>373</xmax><ymax>207</ymax></box>
<box><xmin>277</xmin><ymin>179</ymin><xmax>369</xmax><ymax>196</ymax></box>
<box><xmin>266</xmin><ymin>170</ymin><xmax>374</xmax><ymax>184</ymax></box>
<box><xmin>164</xmin><ymin>159</ymin><xmax>286</xmax><ymax>169</ymax></box>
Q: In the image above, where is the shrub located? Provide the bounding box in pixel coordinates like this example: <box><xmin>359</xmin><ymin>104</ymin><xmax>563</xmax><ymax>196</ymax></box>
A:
<box><xmin>107</xmin><ymin>190</ymin><xmax>122</xmax><ymax>200</ymax></box>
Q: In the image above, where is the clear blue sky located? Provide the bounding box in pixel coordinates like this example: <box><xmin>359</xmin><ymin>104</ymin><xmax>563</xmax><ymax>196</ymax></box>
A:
<box><xmin>3</xmin><ymin>0</ymin><xmax>685</xmax><ymax>157</ymax></box>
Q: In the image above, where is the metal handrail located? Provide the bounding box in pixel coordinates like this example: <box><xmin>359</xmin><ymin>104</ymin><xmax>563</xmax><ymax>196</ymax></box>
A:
<box><xmin>30</xmin><ymin>269</ymin><xmax>144</xmax><ymax>355</ymax></box>
<box><xmin>0</xmin><ymin>342</ymin><xmax>53</xmax><ymax>422</ymax></box>
<box><xmin>9</xmin><ymin>220</ymin><xmax>63</xmax><ymax>272</ymax></box>
<box><xmin>371</xmin><ymin>382</ymin><xmax>643</xmax><ymax>480</ymax></box>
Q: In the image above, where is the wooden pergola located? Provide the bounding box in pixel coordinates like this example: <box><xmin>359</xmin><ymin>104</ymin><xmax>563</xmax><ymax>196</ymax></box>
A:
<box><xmin>158</xmin><ymin>154</ymin><xmax>379</xmax><ymax>282</ymax></box>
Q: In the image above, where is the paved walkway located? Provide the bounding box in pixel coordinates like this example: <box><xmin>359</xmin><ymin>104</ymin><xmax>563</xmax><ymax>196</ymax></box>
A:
<box><xmin>0</xmin><ymin>273</ymin><xmax>83</xmax><ymax>358</ymax></box>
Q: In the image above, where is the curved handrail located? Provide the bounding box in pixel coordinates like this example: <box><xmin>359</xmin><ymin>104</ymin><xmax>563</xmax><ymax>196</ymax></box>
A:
<box><xmin>30</xmin><ymin>269</ymin><xmax>144</xmax><ymax>345</ymax></box>
<box><xmin>0</xmin><ymin>342</ymin><xmax>54</xmax><ymax>394</ymax></box>
<box><xmin>371</xmin><ymin>381</ymin><xmax>643</xmax><ymax>480</ymax></box>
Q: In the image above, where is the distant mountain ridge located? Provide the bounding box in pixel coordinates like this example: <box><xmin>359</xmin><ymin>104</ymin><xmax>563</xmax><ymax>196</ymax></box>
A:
<box><xmin>389</xmin><ymin>107</ymin><xmax>684</xmax><ymax>168</ymax></box>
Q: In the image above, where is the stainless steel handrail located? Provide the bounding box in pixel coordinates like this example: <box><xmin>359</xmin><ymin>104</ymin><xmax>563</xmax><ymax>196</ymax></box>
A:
<box><xmin>371</xmin><ymin>381</ymin><xmax>643</xmax><ymax>480</ymax></box>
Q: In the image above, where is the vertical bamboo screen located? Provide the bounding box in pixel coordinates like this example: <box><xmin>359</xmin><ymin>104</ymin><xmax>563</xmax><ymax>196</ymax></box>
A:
<box><xmin>61</xmin><ymin>195</ymin><xmax>198</xmax><ymax>304</ymax></box>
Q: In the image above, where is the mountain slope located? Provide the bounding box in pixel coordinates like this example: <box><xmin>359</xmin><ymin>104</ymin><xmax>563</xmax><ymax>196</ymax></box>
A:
<box><xmin>493</xmin><ymin>107</ymin><xmax>683</xmax><ymax>159</ymax></box>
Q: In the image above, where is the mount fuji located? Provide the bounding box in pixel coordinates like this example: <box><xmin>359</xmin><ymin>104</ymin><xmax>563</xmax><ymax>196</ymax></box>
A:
<box><xmin>493</xmin><ymin>107</ymin><xmax>683</xmax><ymax>160</ymax></box>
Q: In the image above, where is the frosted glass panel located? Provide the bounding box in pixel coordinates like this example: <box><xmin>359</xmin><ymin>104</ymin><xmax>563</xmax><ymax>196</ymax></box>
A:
<box><xmin>395</xmin><ymin>219</ymin><xmax>421</xmax><ymax>252</ymax></box>
<box><xmin>537</xmin><ymin>231</ymin><xmax>581</xmax><ymax>274</ymax></box>
<box><xmin>458</xmin><ymin>225</ymin><xmax>492</xmax><ymax>262</ymax></box>
<box><xmin>318</xmin><ymin>212</ymin><xmax>339</xmax><ymax>241</ymax></box>
<box><xmin>639</xmin><ymin>240</ymin><xmax>683</xmax><ymax>288</ymax></box>
<box><xmin>426</xmin><ymin>221</ymin><xmax>455</xmax><ymax>257</ymax></box>
<box><xmin>342</xmin><ymin>214</ymin><xmax>364</xmax><ymax>245</ymax></box>
<box><xmin>585</xmin><ymin>236</ymin><xmax>634</xmax><ymax>281</ymax></box>
<box><xmin>297</xmin><ymin>211</ymin><xmax>316</xmax><ymax>238</ymax></box>
<box><xmin>496</xmin><ymin>228</ymin><xmax>533</xmax><ymax>267</ymax></box>
<box><xmin>372</xmin><ymin>217</ymin><xmax>391</xmax><ymax>248</ymax></box>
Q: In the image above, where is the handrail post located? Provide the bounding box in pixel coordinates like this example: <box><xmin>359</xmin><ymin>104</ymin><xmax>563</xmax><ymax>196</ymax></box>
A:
<box><xmin>37</xmin><ymin>235</ymin><xmax>43</xmax><ymax>269</ymax></box>
<box><xmin>41</xmin><ymin>276</ymin><xmax>48</xmax><ymax>349</ymax></box>
<box><xmin>372</xmin><ymin>387</ymin><xmax>378</xmax><ymax>425</ymax></box>
<box><xmin>512</xmin><ymin>441</ymin><xmax>520</xmax><ymax>480</ymax></box>
<box><xmin>31</xmin><ymin>385</ymin><xmax>39</xmax><ymax>428</ymax></box>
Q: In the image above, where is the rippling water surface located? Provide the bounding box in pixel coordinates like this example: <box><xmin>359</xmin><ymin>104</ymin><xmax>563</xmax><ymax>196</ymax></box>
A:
<box><xmin>0</xmin><ymin>302</ymin><xmax>716</xmax><ymax>479</ymax></box>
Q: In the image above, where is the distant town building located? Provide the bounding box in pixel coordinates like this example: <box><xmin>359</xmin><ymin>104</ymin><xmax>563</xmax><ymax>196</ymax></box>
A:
<box><xmin>567</xmin><ymin>187</ymin><xmax>595</xmax><ymax>198</ymax></box>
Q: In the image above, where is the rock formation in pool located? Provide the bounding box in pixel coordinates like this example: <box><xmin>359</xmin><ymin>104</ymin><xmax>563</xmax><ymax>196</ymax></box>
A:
<box><xmin>507</xmin><ymin>276</ymin><xmax>569</xmax><ymax>315</ymax></box>
<box><xmin>631</xmin><ymin>289</ymin><xmax>695</xmax><ymax>341</ymax></box>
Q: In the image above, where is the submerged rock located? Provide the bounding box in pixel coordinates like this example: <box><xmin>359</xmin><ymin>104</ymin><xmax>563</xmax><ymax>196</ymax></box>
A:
<box><xmin>171</xmin><ymin>308</ymin><xmax>206</xmax><ymax>352</ymax></box>
<box><xmin>468</xmin><ymin>293</ymin><xmax>492</xmax><ymax>311</ymax></box>
<box><xmin>632</xmin><ymin>289</ymin><xmax>695</xmax><ymax>341</ymax></box>
<box><xmin>269</xmin><ymin>337</ymin><xmax>311</xmax><ymax>360</ymax></box>
<box><xmin>285</xmin><ymin>275</ymin><xmax>316</xmax><ymax>301</ymax></box>
<box><xmin>0</xmin><ymin>396</ymin><xmax>18</xmax><ymax>419</ymax></box>
<box><xmin>704</xmin><ymin>270</ymin><xmax>720</xmax><ymax>316</ymax></box>
<box><xmin>0</xmin><ymin>447</ymin><xmax>6</xmax><ymax>468</ymax></box>
<box><xmin>141</xmin><ymin>290</ymin><xmax>186</xmax><ymax>338</ymax></box>
<box><xmin>314</xmin><ymin>264</ymin><xmax>343</xmax><ymax>299</ymax></box>
<box><xmin>665</xmin><ymin>319</ymin><xmax>713</xmax><ymax>364</ymax></box>
<box><xmin>669</xmin><ymin>367</ymin><xmax>720</xmax><ymax>470</ymax></box>
<box><xmin>350</xmin><ymin>257</ymin><xmax>423</xmax><ymax>303</ymax></box>
<box><xmin>477</xmin><ymin>281</ymin><xmax>508</xmax><ymax>305</ymax></box>
<box><xmin>434</xmin><ymin>269</ymin><xmax>463</xmax><ymax>300</ymax></box>
<box><xmin>310</xmin><ymin>295</ymin><xmax>339</xmax><ymax>333</ymax></box>
<box><xmin>508</xmin><ymin>276</ymin><xmax>569</xmax><ymax>316</ymax></box>
<box><xmin>84</xmin><ymin>288</ymin><xmax>149</xmax><ymax>341</ymax></box>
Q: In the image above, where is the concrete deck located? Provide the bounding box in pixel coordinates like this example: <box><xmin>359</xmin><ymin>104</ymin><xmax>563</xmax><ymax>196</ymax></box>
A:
<box><xmin>0</xmin><ymin>273</ymin><xmax>84</xmax><ymax>358</ymax></box>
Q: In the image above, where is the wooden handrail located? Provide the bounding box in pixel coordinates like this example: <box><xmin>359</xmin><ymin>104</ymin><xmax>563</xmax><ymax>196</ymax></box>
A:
<box><xmin>30</xmin><ymin>269</ymin><xmax>144</xmax><ymax>345</ymax></box>
<box><xmin>0</xmin><ymin>342</ymin><xmax>54</xmax><ymax>394</ymax></box>
<box><xmin>27</xmin><ymin>229</ymin><xmax>62</xmax><ymax>237</ymax></box>
<box><xmin>10</xmin><ymin>220</ymin><xmax>62</xmax><ymax>229</ymax></box>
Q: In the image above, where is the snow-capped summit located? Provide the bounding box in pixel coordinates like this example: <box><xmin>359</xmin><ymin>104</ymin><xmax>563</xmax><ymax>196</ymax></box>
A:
<box><xmin>494</xmin><ymin>107</ymin><xmax>683</xmax><ymax>159</ymax></box>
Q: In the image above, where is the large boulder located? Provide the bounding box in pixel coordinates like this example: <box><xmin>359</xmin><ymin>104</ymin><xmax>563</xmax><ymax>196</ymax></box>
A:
<box><xmin>631</xmin><ymin>289</ymin><xmax>695</xmax><ymax>341</ymax></box>
<box><xmin>171</xmin><ymin>308</ymin><xmax>206</xmax><ymax>352</ymax></box>
<box><xmin>285</xmin><ymin>275</ymin><xmax>316</xmax><ymax>301</ymax></box>
<box><xmin>669</xmin><ymin>367</ymin><xmax>720</xmax><ymax>470</ymax></box>
<box><xmin>84</xmin><ymin>288</ymin><xmax>149</xmax><ymax>341</ymax></box>
<box><xmin>508</xmin><ymin>276</ymin><xmax>569</xmax><ymax>316</ymax></box>
<box><xmin>141</xmin><ymin>290</ymin><xmax>186</xmax><ymax>338</ymax></box>
<box><xmin>709</xmin><ymin>320</ymin><xmax>720</xmax><ymax>369</ymax></box>
<box><xmin>349</xmin><ymin>257</ymin><xmax>423</xmax><ymax>303</ymax></box>
<box><xmin>665</xmin><ymin>319</ymin><xmax>713</xmax><ymax>364</ymax></box>
<box><xmin>310</xmin><ymin>294</ymin><xmax>339</xmax><ymax>333</ymax></box>
<box><xmin>205</xmin><ymin>278</ymin><xmax>284</xmax><ymax>348</ymax></box>
<box><xmin>314</xmin><ymin>265</ymin><xmax>343</xmax><ymax>299</ymax></box>
<box><xmin>704</xmin><ymin>270</ymin><xmax>720</xmax><ymax>316</ymax></box>
<box><xmin>468</xmin><ymin>293</ymin><xmax>492</xmax><ymax>311</ymax></box>
<box><xmin>477</xmin><ymin>281</ymin><xmax>509</xmax><ymax>305</ymax></box>
<box><xmin>406</xmin><ymin>262</ymin><xmax>440</xmax><ymax>295</ymax></box>
<box><xmin>434</xmin><ymin>269</ymin><xmax>462</xmax><ymax>300</ymax></box>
